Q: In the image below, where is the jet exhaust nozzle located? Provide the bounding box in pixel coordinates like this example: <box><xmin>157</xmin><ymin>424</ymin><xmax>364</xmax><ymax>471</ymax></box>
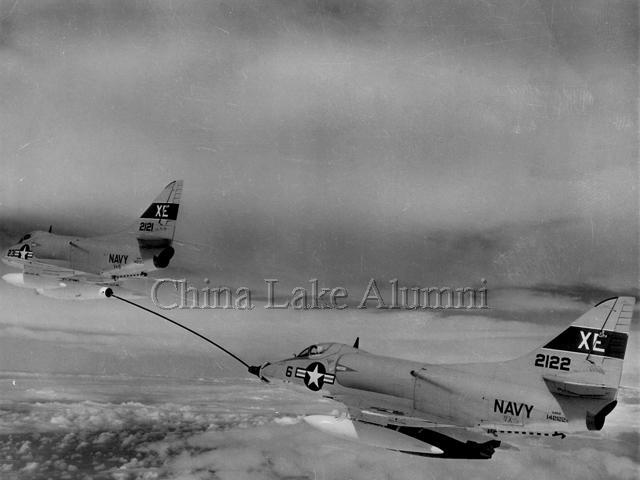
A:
<box><xmin>586</xmin><ymin>400</ymin><xmax>617</xmax><ymax>431</ymax></box>
<box><xmin>153</xmin><ymin>246</ymin><xmax>175</xmax><ymax>268</ymax></box>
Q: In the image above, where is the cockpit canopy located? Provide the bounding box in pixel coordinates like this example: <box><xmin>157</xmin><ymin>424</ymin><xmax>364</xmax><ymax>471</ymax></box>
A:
<box><xmin>296</xmin><ymin>343</ymin><xmax>332</xmax><ymax>358</ymax></box>
<box><xmin>17</xmin><ymin>233</ymin><xmax>32</xmax><ymax>243</ymax></box>
<box><xmin>15</xmin><ymin>231</ymin><xmax>46</xmax><ymax>244</ymax></box>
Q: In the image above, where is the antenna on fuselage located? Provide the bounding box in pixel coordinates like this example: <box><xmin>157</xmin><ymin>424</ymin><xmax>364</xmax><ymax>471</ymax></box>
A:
<box><xmin>48</xmin><ymin>225</ymin><xmax>52</xmax><ymax>233</ymax></box>
<box><xmin>353</xmin><ymin>337</ymin><xmax>360</xmax><ymax>349</ymax></box>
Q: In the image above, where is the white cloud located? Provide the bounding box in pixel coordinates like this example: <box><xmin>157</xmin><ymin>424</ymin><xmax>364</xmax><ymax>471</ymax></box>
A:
<box><xmin>1</xmin><ymin>373</ymin><xmax>637</xmax><ymax>479</ymax></box>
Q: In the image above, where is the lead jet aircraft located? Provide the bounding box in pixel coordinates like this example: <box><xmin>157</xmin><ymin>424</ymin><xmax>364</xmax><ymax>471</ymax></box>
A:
<box><xmin>2</xmin><ymin>180</ymin><xmax>183</xmax><ymax>299</ymax></box>
<box><xmin>250</xmin><ymin>296</ymin><xmax>634</xmax><ymax>459</ymax></box>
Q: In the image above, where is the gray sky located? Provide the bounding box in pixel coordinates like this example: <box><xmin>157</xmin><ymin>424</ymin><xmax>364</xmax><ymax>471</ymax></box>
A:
<box><xmin>1</xmin><ymin>0</ymin><xmax>637</xmax><ymax>289</ymax></box>
<box><xmin>0</xmin><ymin>0</ymin><xmax>637</xmax><ymax>369</ymax></box>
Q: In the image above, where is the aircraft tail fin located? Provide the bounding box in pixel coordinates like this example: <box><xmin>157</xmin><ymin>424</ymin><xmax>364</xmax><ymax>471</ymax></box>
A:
<box><xmin>522</xmin><ymin>297</ymin><xmax>635</xmax><ymax>389</ymax></box>
<box><xmin>132</xmin><ymin>180</ymin><xmax>183</xmax><ymax>247</ymax></box>
<box><xmin>515</xmin><ymin>296</ymin><xmax>634</xmax><ymax>430</ymax></box>
<box><xmin>526</xmin><ymin>296</ymin><xmax>633</xmax><ymax>387</ymax></box>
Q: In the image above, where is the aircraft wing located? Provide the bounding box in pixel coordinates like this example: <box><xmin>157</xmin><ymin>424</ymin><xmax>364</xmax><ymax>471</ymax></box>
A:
<box><xmin>22</xmin><ymin>260</ymin><xmax>114</xmax><ymax>284</ymax></box>
<box><xmin>19</xmin><ymin>262</ymin><xmax>144</xmax><ymax>299</ymax></box>
<box><xmin>321</xmin><ymin>389</ymin><xmax>503</xmax><ymax>459</ymax></box>
<box><xmin>24</xmin><ymin>259</ymin><xmax>80</xmax><ymax>280</ymax></box>
<box><xmin>324</xmin><ymin>389</ymin><xmax>453</xmax><ymax>427</ymax></box>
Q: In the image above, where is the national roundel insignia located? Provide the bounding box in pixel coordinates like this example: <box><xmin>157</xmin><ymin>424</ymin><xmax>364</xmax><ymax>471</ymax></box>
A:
<box><xmin>294</xmin><ymin>362</ymin><xmax>336</xmax><ymax>391</ymax></box>
<box><xmin>19</xmin><ymin>244</ymin><xmax>33</xmax><ymax>260</ymax></box>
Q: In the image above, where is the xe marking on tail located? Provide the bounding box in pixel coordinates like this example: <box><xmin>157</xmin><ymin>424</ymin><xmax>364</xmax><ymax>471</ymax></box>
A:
<box><xmin>543</xmin><ymin>326</ymin><xmax>627</xmax><ymax>359</ymax></box>
<box><xmin>140</xmin><ymin>203</ymin><xmax>180</xmax><ymax>221</ymax></box>
<box><xmin>578</xmin><ymin>330</ymin><xmax>605</xmax><ymax>353</ymax></box>
<box><xmin>156</xmin><ymin>204</ymin><xmax>168</xmax><ymax>218</ymax></box>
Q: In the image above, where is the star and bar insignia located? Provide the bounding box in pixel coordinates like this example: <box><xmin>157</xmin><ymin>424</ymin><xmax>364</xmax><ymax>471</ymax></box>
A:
<box><xmin>7</xmin><ymin>244</ymin><xmax>33</xmax><ymax>260</ymax></box>
<box><xmin>295</xmin><ymin>362</ymin><xmax>335</xmax><ymax>391</ymax></box>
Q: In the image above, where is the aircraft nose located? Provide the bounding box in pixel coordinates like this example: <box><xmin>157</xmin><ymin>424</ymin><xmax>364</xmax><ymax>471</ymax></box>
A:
<box><xmin>260</xmin><ymin>362</ymin><xmax>278</xmax><ymax>378</ymax></box>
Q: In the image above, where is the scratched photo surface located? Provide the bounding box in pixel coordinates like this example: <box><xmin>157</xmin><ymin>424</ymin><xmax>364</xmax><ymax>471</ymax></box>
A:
<box><xmin>0</xmin><ymin>1</ymin><xmax>638</xmax><ymax>479</ymax></box>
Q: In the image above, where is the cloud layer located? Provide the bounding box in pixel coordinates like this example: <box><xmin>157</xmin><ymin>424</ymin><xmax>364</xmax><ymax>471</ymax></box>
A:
<box><xmin>1</xmin><ymin>373</ymin><xmax>638</xmax><ymax>479</ymax></box>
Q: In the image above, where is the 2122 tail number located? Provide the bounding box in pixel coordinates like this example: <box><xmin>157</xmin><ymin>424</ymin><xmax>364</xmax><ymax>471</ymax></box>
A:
<box><xmin>534</xmin><ymin>354</ymin><xmax>570</xmax><ymax>371</ymax></box>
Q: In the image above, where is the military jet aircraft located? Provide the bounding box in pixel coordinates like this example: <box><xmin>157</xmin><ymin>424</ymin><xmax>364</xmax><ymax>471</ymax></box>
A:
<box><xmin>104</xmin><ymin>290</ymin><xmax>634</xmax><ymax>459</ymax></box>
<box><xmin>250</xmin><ymin>297</ymin><xmax>633</xmax><ymax>458</ymax></box>
<box><xmin>2</xmin><ymin>180</ymin><xmax>183</xmax><ymax>299</ymax></box>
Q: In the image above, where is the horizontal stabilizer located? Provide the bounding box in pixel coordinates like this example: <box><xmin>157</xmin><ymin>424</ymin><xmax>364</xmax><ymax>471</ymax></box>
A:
<box><xmin>543</xmin><ymin>375</ymin><xmax>617</xmax><ymax>400</ymax></box>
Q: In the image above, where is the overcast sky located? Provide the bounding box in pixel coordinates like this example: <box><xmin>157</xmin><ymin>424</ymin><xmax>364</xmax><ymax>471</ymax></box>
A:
<box><xmin>0</xmin><ymin>0</ymin><xmax>637</xmax><ymax>379</ymax></box>
<box><xmin>0</xmin><ymin>0</ymin><xmax>637</xmax><ymax>378</ymax></box>
<box><xmin>0</xmin><ymin>0</ymin><xmax>637</xmax><ymax>289</ymax></box>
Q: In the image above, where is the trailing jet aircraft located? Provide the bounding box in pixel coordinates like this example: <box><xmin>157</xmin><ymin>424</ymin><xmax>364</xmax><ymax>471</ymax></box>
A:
<box><xmin>104</xmin><ymin>290</ymin><xmax>634</xmax><ymax>459</ymax></box>
<box><xmin>250</xmin><ymin>297</ymin><xmax>634</xmax><ymax>458</ymax></box>
<box><xmin>2</xmin><ymin>181</ymin><xmax>183</xmax><ymax>299</ymax></box>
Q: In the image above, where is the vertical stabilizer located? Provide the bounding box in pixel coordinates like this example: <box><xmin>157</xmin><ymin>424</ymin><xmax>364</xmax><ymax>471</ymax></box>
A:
<box><xmin>531</xmin><ymin>297</ymin><xmax>632</xmax><ymax>387</ymax></box>
<box><xmin>512</xmin><ymin>296</ymin><xmax>634</xmax><ymax>430</ymax></box>
<box><xmin>133</xmin><ymin>180</ymin><xmax>183</xmax><ymax>246</ymax></box>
